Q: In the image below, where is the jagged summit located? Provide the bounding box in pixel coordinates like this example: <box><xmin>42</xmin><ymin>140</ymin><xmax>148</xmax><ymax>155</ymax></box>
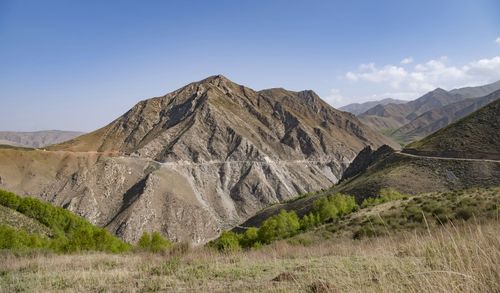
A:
<box><xmin>199</xmin><ymin>74</ymin><xmax>232</xmax><ymax>83</ymax></box>
<box><xmin>52</xmin><ymin>75</ymin><xmax>398</xmax><ymax>163</ymax></box>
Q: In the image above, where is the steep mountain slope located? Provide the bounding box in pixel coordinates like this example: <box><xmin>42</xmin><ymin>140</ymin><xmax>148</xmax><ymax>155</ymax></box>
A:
<box><xmin>392</xmin><ymin>89</ymin><xmax>500</xmax><ymax>143</ymax></box>
<box><xmin>0</xmin><ymin>75</ymin><xmax>396</xmax><ymax>244</ymax></box>
<box><xmin>239</xmin><ymin>100</ymin><xmax>500</xmax><ymax>228</ymax></box>
<box><xmin>406</xmin><ymin>99</ymin><xmax>500</xmax><ymax>159</ymax></box>
<box><xmin>339</xmin><ymin>98</ymin><xmax>405</xmax><ymax>115</ymax></box>
<box><xmin>0</xmin><ymin>130</ymin><xmax>84</xmax><ymax>148</ymax></box>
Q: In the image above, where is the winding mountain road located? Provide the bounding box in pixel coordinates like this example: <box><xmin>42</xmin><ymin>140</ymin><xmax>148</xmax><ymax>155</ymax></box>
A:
<box><xmin>396</xmin><ymin>151</ymin><xmax>500</xmax><ymax>163</ymax></box>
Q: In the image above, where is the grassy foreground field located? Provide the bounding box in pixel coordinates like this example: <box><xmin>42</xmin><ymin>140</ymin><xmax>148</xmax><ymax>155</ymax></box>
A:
<box><xmin>1</xmin><ymin>221</ymin><xmax>498</xmax><ymax>292</ymax></box>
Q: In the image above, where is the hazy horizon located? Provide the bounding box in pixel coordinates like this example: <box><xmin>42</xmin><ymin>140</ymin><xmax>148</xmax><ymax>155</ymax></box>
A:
<box><xmin>1</xmin><ymin>0</ymin><xmax>499</xmax><ymax>132</ymax></box>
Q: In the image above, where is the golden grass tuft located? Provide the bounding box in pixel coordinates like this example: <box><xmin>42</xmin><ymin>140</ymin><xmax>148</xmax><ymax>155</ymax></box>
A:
<box><xmin>0</xmin><ymin>221</ymin><xmax>498</xmax><ymax>292</ymax></box>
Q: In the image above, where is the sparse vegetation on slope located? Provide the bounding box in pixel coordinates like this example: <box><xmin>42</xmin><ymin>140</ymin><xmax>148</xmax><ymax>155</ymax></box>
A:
<box><xmin>291</xmin><ymin>187</ymin><xmax>499</xmax><ymax>242</ymax></box>
<box><xmin>0</xmin><ymin>190</ymin><xmax>130</xmax><ymax>253</ymax></box>
<box><xmin>214</xmin><ymin>187</ymin><xmax>499</xmax><ymax>251</ymax></box>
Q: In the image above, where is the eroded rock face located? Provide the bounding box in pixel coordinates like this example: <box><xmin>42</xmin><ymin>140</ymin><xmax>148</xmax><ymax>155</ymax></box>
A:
<box><xmin>0</xmin><ymin>75</ymin><xmax>397</xmax><ymax>244</ymax></box>
<box><xmin>341</xmin><ymin>145</ymin><xmax>395</xmax><ymax>181</ymax></box>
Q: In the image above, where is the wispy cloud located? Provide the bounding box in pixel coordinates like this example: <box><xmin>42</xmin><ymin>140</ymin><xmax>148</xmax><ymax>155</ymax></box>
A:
<box><xmin>496</xmin><ymin>37</ymin><xmax>500</xmax><ymax>45</ymax></box>
<box><xmin>400</xmin><ymin>57</ymin><xmax>414</xmax><ymax>64</ymax></box>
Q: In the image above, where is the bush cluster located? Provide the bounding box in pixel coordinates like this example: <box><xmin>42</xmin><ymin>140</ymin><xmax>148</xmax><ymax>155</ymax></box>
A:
<box><xmin>137</xmin><ymin>231</ymin><xmax>172</xmax><ymax>253</ymax></box>
<box><xmin>209</xmin><ymin>193</ymin><xmax>358</xmax><ymax>251</ymax></box>
<box><xmin>361</xmin><ymin>187</ymin><xmax>407</xmax><ymax>207</ymax></box>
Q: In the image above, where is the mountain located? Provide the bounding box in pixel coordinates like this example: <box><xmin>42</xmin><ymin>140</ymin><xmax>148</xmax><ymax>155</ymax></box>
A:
<box><xmin>406</xmin><ymin>99</ymin><xmax>500</xmax><ymax>159</ymax></box>
<box><xmin>339</xmin><ymin>98</ymin><xmax>406</xmax><ymax>115</ymax></box>
<box><xmin>359</xmin><ymin>81</ymin><xmax>500</xmax><ymax>144</ymax></box>
<box><xmin>0</xmin><ymin>130</ymin><xmax>84</xmax><ymax>148</ymax></box>
<box><xmin>358</xmin><ymin>88</ymin><xmax>464</xmax><ymax>133</ymax></box>
<box><xmin>0</xmin><ymin>75</ymin><xmax>396</xmax><ymax>244</ymax></box>
<box><xmin>338</xmin><ymin>98</ymin><xmax>500</xmax><ymax>197</ymax></box>
<box><xmin>340</xmin><ymin>98</ymin><xmax>500</xmax><ymax>193</ymax></box>
<box><xmin>239</xmin><ymin>100</ymin><xmax>500</xmax><ymax>227</ymax></box>
<box><xmin>449</xmin><ymin>80</ymin><xmax>500</xmax><ymax>98</ymax></box>
<box><xmin>51</xmin><ymin>75</ymin><xmax>396</xmax><ymax>157</ymax></box>
<box><xmin>392</xmin><ymin>89</ymin><xmax>500</xmax><ymax>143</ymax></box>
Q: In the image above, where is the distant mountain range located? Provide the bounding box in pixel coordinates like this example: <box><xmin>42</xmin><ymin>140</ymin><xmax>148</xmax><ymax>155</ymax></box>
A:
<box><xmin>339</xmin><ymin>98</ymin><xmax>406</xmax><ymax>115</ymax></box>
<box><xmin>0</xmin><ymin>130</ymin><xmax>84</xmax><ymax>148</ymax></box>
<box><xmin>355</xmin><ymin>80</ymin><xmax>500</xmax><ymax>144</ymax></box>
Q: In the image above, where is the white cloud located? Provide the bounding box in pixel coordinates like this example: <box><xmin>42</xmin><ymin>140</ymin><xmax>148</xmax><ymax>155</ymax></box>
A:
<box><xmin>344</xmin><ymin>55</ymin><xmax>500</xmax><ymax>97</ymax></box>
<box><xmin>346</xmin><ymin>64</ymin><xmax>407</xmax><ymax>88</ymax></box>
<box><xmin>323</xmin><ymin>88</ymin><xmax>345</xmax><ymax>106</ymax></box>
<box><xmin>401</xmin><ymin>57</ymin><xmax>414</xmax><ymax>64</ymax></box>
<box><xmin>495</xmin><ymin>37</ymin><xmax>500</xmax><ymax>45</ymax></box>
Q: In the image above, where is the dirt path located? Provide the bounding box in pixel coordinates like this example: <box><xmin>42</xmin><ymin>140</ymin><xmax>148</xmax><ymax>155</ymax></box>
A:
<box><xmin>396</xmin><ymin>151</ymin><xmax>500</xmax><ymax>163</ymax></box>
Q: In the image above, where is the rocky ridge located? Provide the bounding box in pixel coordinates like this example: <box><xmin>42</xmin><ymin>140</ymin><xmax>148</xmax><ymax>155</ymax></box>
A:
<box><xmin>0</xmin><ymin>75</ymin><xmax>396</xmax><ymax>244</ymax></box>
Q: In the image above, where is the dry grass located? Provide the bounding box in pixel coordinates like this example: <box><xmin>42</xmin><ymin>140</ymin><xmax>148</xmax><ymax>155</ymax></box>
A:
<box><xmin>0</xmin><ymin>221</ymin><xmax>498</xmax><ymax>292</ymax></box>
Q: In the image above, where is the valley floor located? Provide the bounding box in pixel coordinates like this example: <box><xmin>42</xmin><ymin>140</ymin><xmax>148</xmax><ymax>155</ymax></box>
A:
<box><xmin>1</xmin><ymin>221</ymin><xmax>498</xmax><ymax>292</ymax></box>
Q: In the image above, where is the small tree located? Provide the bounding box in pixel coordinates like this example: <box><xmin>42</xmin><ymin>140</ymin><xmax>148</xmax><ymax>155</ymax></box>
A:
<box><xmin>150</xmin><ymin>232</ymin><xmax>172</xmax><ymax>252</ymax></box>
<box><xmin>240</xmin><ymin>227</ymin><xmax>258</xmax><ymax>248</ymax></box>
<box><xmin>214</xmin><ymin>231</ymin><xmax>241</xmax><ymax>252</ymax></box>
<box><xmin>138</xmin><ymin>232</ymin><xmax>151</xmax><ymax>249</ymax></box>
<box><xmin>258</xmin><ymin>218</ymin><xmax>278</xmax><ymax>244</ymax></box>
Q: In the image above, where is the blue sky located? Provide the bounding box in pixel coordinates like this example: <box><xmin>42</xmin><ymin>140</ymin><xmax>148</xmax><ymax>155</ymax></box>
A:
<box><xmin>1</xmin><ymin>0</ymin><xmax>499</xmax><ymax>131</ymax></box>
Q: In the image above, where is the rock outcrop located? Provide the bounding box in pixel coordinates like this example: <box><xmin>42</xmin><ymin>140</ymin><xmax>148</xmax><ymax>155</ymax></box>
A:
<box><xmin>341</xmin><ymin>145</ymin><xmax>395</xmax><ymax>181</ymax></box>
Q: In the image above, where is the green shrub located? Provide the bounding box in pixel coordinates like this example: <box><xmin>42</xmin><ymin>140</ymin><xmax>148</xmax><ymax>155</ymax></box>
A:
<box><xmin>0</xmin><ymin>190</ymin><xmax>21</xmax><ymax>210</ymax></box>
<box><xmin>361</xmin><ymin>188</ymin><xmax>406</xmax><ymax>207</ymax></box>
<box><xmin>313</xmin><ymin>197</ymin><xmax>339</xmax><ymax>222</ymax></box>
<box><xmin>312</xmin><ymin>193</ymin><xmax>357</xmax><ymax>222</ymax></box>
<box><xmin>258</xmin><ymin>210</ymin><xmax>300</xmax><ymax>244</ymax></box>
<box><xmin>353</xmin><ymin>226</ymin><xmax>385</xmax><ymax>239</ymax></box>
<box><xmin>455</xmin><ymin>207</ymin><xmax>473</xmax><ymax>221</ymax></box>
<box><xmin>212</xmin><ymin>231</ymin><xmax>241</xmax><ymax>252</ymax></box>
<box><xmin>137</xmin><ymin>231</ymin><xmax>172</xmax><ymax>253</ymax></box>
<box><xmin>404</xmin><ymin>206</ymin><xmax>424</xmax><ymax>223</ymax></box>
<box><xmin>138</xmin><ymin>232</ymin><xmax>151</xmax><ymax>249</ymax></box>
<box><xmin>300</xmin><ymin>213</ymin><xmax>320</xmax><ymax>230</ymax></box>
<box><xmin>287</xmin><ymin>235</ymin><xmax>313</xmax><ymax>246</ymax></box>
<box><xmin>432</xmin><ymin>206</ymin><xmax>452</xmax><ymax>224</ymax></box>
<box><xmin>0</xmin><ymin>225</ymin><xmax>49</xmax><ymax>250</ymax></box>
<box><xmin>150</xmin><ymin>232</ymin><xmax>172</xmax><ymax>252</ymax></box>
<box><xmin>239</xmin><ymin>227</ymin><xmax>258</xmax><ymax>248</ymax></box>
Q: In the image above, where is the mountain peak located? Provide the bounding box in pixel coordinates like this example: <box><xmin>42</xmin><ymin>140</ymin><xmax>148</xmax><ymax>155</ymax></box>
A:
<box><xmin>198</xmin><ymin>74</ymin><xmax>234</xmax><ymax>85</ymax></box>
<box><xmin>432</xmin><ymin>87</ymin><xmax>448</xmax><ymax>93</ymax></box>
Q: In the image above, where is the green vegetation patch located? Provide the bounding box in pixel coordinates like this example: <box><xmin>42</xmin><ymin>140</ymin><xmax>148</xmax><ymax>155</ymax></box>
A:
<box><xmin>209</xmin><ymin>193</ymin><xmax>358</xmax><ymax>251</ymax></box>
<box><xmin>0</xmin><ymin>189</ymin><xmax>130</xmax><ymax>253</ymax></box>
